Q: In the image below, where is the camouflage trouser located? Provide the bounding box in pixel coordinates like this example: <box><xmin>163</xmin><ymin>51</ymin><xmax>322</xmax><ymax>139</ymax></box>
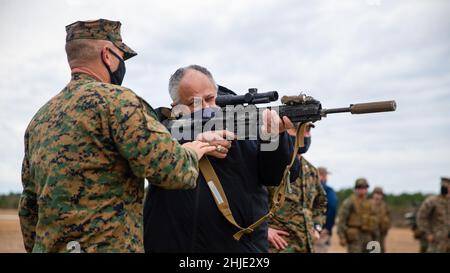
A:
<box><xmin>269</xmin><ymin>231</ymin><xmax>312</xmax><ymax>253</ymax></box>
<box><xmin>347</xmin><ymin>232</ymin><xmax>375</xmax><ymax>253</ymax></box>
<box><xmin>270</xmin><ymin>243</ymin><xmax>309</xmax><ymax>253</ymax></box>
<box><xmin>379</xmin><ymin>234</ymin><xmax>386</xmax><ymax>253</ymax></box>
<box><xmin>373</xmin><ymin>232</ymin><xmax>386</xmax><ymax>253</ymax></box>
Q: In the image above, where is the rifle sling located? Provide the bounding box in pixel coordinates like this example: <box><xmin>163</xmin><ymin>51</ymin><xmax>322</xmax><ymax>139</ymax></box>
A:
<box><xmin>199</xmin><ymin>123</ymin><xmax>307</xmax><ymax>241</ymax></box>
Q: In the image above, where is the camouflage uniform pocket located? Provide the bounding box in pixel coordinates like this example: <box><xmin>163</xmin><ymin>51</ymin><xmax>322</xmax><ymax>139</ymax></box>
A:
<box><xmin>360</xmin><ymin>214</ymin><xmax>377</xmax><ymax>233</ymax></box>
<box><xmin>346</xmin><ymin>228</ymin><xmax>360</xmax><ymax>242</ymax></box>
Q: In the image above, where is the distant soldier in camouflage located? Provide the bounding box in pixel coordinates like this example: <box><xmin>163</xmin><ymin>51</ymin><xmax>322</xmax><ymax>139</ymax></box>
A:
<box><xmin>268</xmin><ymin>124</ymin><xmax>328</xmax><ymax>253</ymax></box>
<box><xmin>337</xmin><ymin>178</ymin><xmax>379</xmax><ymax>253</ymax></box>
<box><xmin>404</xmin><ymin>202</ymin><xmax>428</xmax><ymax>253</ymax></box>
<box><xmin>18</xmin><ymin>19</ymin><xmax>215</xmax><ymax>253</ymax></box>
<box><xmin>370</xmin><ymin>187</ymin><xmax>391</xmax><ymax>253</ymax></box>
<box><xmin>416</xmin><ymin>177</ymin><xmax>450</xmax><ymax>253</ymax></box>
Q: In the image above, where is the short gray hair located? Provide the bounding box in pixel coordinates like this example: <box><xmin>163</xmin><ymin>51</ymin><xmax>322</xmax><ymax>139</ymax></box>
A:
<box><xmin>168</xmin><ymin>64</ymin><xmax>217</xmax><ymax>103</ymax></box>
<box><xmin>65</xmin><ymin>39</ymin><xmax>109</xmax><ymax>63</ymax></box>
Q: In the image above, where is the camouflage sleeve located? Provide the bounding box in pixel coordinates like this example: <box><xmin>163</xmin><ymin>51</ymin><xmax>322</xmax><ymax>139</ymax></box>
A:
<box><xmin>416</xmin><ymin>197</ymin><xmax>434</xmax><ymax>236</ymax></box>
<box><xmin>108</xmin><ymin>91</ymin><xmax>199</xmax><ymax>189</ymax></box>
<box><xmin>18</xmin><ymin>132</ymin><xmax>38</xmax><ymax>253</ymax></box>
<box><xmin>337</xmin><ymin>198</ymin><xmax>352</xmax><ymax>242</ymax></box>
<box><xmin>312</xmin><ymin>178</ymin><xmax>328</xmax><ymax>227</ymax></box>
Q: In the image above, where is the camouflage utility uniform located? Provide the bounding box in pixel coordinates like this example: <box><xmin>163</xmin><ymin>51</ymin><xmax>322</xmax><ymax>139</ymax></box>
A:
<box><xmin>371</xmin><ymin>187</ymin><xmax>391</xmax><ymax>253</ymax></box>
<box><xmin>417</xmin><ymin>194</ymin><xmax>450</xmax><ymax>253</ymax></box>
<box><xmin>269</xmin><ymin>157</ymin><xmax>327</xmax><ymax>253</ymax></box>
<box><xmin>338</xmin><ymin>181</ymin><xmax>379</xmax><ymax>253</ymax></box>
<box><xmin>18</xmin><ymin>19</ymin><xmax>199</xmax><ymax>253</ymax></box>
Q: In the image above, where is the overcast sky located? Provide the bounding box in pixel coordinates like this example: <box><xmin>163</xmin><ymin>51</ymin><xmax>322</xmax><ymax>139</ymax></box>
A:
<box><xmin>0</xmin><ymin>0</ymin><xmax>449</xmax><ymax>194</ymax></box>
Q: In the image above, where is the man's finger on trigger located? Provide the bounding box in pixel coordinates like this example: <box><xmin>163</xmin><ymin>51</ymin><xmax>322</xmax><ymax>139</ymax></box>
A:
<box><xmin>263</xmin><ymin>109</ymin><xmax>270</xmax><ymax>123</ymax></box>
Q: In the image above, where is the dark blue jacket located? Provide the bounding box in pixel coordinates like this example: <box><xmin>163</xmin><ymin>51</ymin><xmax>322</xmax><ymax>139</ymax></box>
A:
<box><xmin>322</xmin><ymin>183</ymin><xmax>338</xmax><ymax>233</ymax></box>
<box><xmin>144</xmin><ymin>133</ymin><xmax>298</xmax><ymax>253</ymax></box>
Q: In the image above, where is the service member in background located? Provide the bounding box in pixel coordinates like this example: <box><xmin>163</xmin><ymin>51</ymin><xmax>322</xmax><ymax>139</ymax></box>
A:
<box><xmin>370</xmin><ymin>187</ymin><xmax>391</xmax><ymax>253</ymax></box>
<box><xmin>417</xmin><ymin>177</ymin><xmax>450</xmax><ymax>253</ymax></box>
<box><xmin>337</xmin><ymin>178</ymin><xmax>379</xmax><ymax>253</ymax></box>
<box><xmin>268</xmin><ymin>123</ymin><xmax>328</xmax><ymax>253</ymax></box>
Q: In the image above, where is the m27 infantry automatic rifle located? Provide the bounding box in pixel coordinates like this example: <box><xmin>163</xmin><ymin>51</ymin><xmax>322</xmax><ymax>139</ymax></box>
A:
<box><xmin>217</xmin><ymin>87</ymin><xmax>396</xmax><ymax>122</ymax></box>
<box><xmin>166</xmin><ymin>87</ymin><xmax>397</xmax><ymax>138</ymax></box>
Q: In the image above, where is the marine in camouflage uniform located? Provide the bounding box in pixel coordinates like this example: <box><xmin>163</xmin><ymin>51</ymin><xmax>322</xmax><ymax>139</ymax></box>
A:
<box><xmin>404</xmin><ymin>203</ymin><xmax>428</xmax><ymax>253</ymax></box>
<box><xmin>269</xmin><ymin>156</ymin><xmax>328</xmax><ymax>253</ymax></box>
<box><xmin>18</xmin><ymin>19</ymin><xmax>201</xmax><ymax>253</ymax></box>
<box><xmin>370</xmin><ymin>187</ymin><xmax>391</xmax><ymax>253</ymax></box>
<box><xmin>416</xmin><ymin>177</ymin><xmax>450</xmax><ymax>253</ymax></box>
<box><xmin>337</xmin><ymin>178</ymin><xmax>379</xmax><ymax>253</ymax></box>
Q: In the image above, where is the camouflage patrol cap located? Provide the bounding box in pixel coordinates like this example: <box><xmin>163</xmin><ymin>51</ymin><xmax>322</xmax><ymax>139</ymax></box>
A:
<box><xmin>372</xmin><ymin>186</ymin><xmax>384</xmax><ymax>195</ymax></box>
<box><xmin>355</xmin><ymin>178</ymin><xmax>369</xmax><ymax>188</ymax></box>
<box><xmin>317</xmin><ymin>167</ymin><xmax>331</xmax><ymax>176</ymax></box>
<box><xmin>65</xmin><ymin>19</ymin><xmax>137</xmax><ymax>60</ymax></box>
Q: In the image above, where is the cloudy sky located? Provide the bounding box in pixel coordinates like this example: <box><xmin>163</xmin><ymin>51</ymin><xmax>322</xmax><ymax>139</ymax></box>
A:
<box><xmin>0</xmin><ymin>0</ymin><xmax>449</xmax><ymax>194</ymax></box>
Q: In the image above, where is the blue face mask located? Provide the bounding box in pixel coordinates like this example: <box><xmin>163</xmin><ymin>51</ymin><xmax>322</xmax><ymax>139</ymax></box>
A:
<box><xmin>298</xmin><ymin>136</ymin><xmax>311</xmax><ymax>154</ymax></box>
<box><xmin>102</xmin><ymin>49</ymin><xmax>126</xmax><ymax>85</ymax></box>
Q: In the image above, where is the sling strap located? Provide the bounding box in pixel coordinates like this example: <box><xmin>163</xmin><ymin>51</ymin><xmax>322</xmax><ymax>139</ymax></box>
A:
<box><xmin>199</xmin><ymin>123</ymin><xmax>308</xmax><ymax>240</ymax></box>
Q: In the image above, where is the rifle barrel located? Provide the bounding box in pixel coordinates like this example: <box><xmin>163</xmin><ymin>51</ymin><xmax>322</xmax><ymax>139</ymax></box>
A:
<box><xmin>350</xmin><ymin>100</ymin><xmax>397</xmax><ymax>114</ymax></box>
<box><xmin>322</xmin><ymin>100</ymin><xmax>397</xmax><ymax>116</ymax></box>
<box><xmin>321</xmin><ymin>107</ymin><xmax>350</xmax><ymax>115</ymax></box>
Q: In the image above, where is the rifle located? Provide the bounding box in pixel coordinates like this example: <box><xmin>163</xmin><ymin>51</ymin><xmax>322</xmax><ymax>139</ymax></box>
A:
<box><xmin>165</xmin><ymin>87</ymin><xmax>397</xmax><ymax>139</ymax></box>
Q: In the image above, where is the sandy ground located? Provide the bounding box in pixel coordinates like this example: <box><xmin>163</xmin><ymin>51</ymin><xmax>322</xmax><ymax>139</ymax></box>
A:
<box><xmin>0</xmin><ymin>209</ymin><xmax>419</xmax><ymax>253</ymax></box>
<box><xmin>0</xmin><ymin>210</ymin><xmax>25</xmax><ymax>253</ymax></box>
<box><xmin>328</xmin><ymin>227</ymin><xmax>420</xmax><ymax>253</ymax></box>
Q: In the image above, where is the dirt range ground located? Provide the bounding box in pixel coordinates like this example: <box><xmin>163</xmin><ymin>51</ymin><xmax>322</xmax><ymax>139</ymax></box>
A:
<box><xmin>0</xmin><ymin>210</ymin><xmax>25</xmax><ymax>253</ymax></box>
<box><xmin>329</xmin><ymin>226</ymin><xmax>420</xmax><ymax>253</ymax></box>
<box><xmin>0</xmin><ymin>209</ymin><xmax>419</xmax><ymax>253</ymax></box>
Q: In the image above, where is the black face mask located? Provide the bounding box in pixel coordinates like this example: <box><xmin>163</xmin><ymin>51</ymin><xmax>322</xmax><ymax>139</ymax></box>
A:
<box><xmin>102</xmin><ymin>49</ymin><xmax>126</xmax><ymax>85</ymax></box>
<box><xmin>298</xmin><ymin>136</ymin><xmax>311</xmax><ymax>154</ymax></box>
<box><xmin>441</xmin><ymin>185</ymin><xmax>448</xmax><ymax>195</ymax></box>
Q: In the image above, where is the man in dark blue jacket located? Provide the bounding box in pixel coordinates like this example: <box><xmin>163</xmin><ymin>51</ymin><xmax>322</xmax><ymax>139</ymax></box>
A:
<box><xmin>314</xmin><ymin>166</ymin><xmax>338</xmax><ymax>252</ymax></box>
<box><xmin>144</xmin><ymin>65</ymin><xmax>299</xmax><ymax>253</ymax></box>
